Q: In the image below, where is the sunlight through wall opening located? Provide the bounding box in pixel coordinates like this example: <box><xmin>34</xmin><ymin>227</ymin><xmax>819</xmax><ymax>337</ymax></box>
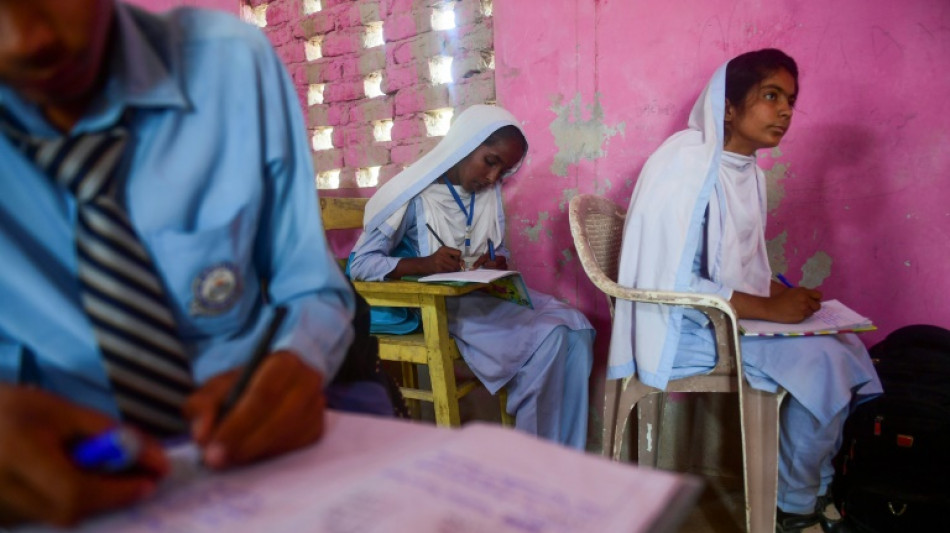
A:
<box><xmin>429</xmin><ymin>56</ymin><xmax>453</xmax><ymax>85</ymax></box>
<box><xmin>424</xmin><ymin>108</ymin><xmax>454</xmax><ymax>137</ymax></box>
<box><xmin>311</xmin><ymin>127</ymin><xmax>334</xmax><ymax>151</ymax></box>
<box><xmin>305</xmin><ymin>36</ymin><xmax>323</xmax><ymax>61</ymax></box>
<box><xmin>308</xmin><ymin>84</ymin><xmax>325</xmax><ymax>106</ymax></box>
<box><xmin>373</xmin><ymin>119</ymin><xmax>393</xmax><ymax>142</ymax></box>
<box><xmin>363</xmin><ymin>21</ymin><xmax>384</xmax><ymax>48</ymax></box>
<box><xmin>241</xmin><ymin>4</ymin><xmax>267</xmax><ymax>27</ymax></box>
<box><xmin>363</xmin><ymin>71</ymin><xmax>384</xmax><ymax>98</ymax></box>
<box><xmin>357</xmin><ymin>166</ymin><xmax>381</xmax><ymax>187</ymax></box>
<box><xmin>431</xmin><ymin>4</ymin><xmax>456</xmax><ymax>31</ymax></box>
<box><xmin>303</xmin><ymin>0</ymin><xmax>322</xmax><ymax>15</ymax></box>
<box><xmin>316</xmin><ymin>169</ymin><xmax>340</xmax><ymax>189</ymax></box>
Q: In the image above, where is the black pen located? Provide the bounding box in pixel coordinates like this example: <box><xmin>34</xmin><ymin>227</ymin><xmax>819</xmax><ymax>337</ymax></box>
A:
<box><xmin>425</xmin><ymin>223</ymin><xmax>446</xmax><ymax>247</ymax></box>
<box><xmin>217</xmin><ymin>305</ymin><xmax>288</xmax><ymax>422</ymax></box>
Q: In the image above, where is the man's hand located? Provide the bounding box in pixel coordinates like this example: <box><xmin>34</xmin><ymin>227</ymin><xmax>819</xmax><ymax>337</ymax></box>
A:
<box><xmin>471</xmin><ymin>253</ymin><xmax>507</xmax><ymax>271</ymax></box>
<box><xmin>184</xmin><ymin>350</ymin><xmax>326</xmax><ymax>470</ymax></box>
<box><xmin>0</xmin><ymin>386</ymin><xmax>168</xmax><ymax>527</ymax></box>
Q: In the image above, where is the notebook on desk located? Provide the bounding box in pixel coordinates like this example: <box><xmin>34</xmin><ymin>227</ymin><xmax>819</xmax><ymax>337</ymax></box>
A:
<box><xmin>416</xmin><ymin>270</ymin><xmax>533</xmax><ymax>308</ymax></box>
<box><xmin>739</xmin><ymin>299</ymin><xmax>876</xmax><ymax>336</ymax></box>
<box><xmin>19</xmin><ymin>412</ymin><xmax>700</xmax><ymax>533</ymax></box>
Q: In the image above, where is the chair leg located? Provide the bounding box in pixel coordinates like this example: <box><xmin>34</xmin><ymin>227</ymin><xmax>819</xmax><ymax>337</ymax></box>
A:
<box><xmin>613</xmin><ymin>378</ymin><xmax>659</xmax><ymax>462</ymax></box>
<box><xmin>400</xmin><ymin>362</ymin><xmax>421</xmax><ymax>419</ymax></box>
<box><xmin>637</xmin><ymin>393</ymin><xmax>663</xmax><ymax>467</ymax></box>
<box><xmin>602</xmin><ymin>379</ymin><xmax>623</xmax><ymax>457</ymax></box>
<box><xmin>497</xmin><ymin>387</ymin><xmax>515</xmax><ymax>427</ymax></box>
<box><xmin>740</xmin><ymin>385</ymin><xmax>786</xmax><ymax>533</ymax></box>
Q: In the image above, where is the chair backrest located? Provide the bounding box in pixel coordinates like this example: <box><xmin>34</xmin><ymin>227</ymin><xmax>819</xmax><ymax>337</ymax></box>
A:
<box><xmin>568</xmin><ymin>193</ymin><xmax>740</xmax><ymax>375</ymax></box>
<box><xmin>568</xmin><ymin>194</ymin><xmax>627</xmax><ymax>315</ymax></box>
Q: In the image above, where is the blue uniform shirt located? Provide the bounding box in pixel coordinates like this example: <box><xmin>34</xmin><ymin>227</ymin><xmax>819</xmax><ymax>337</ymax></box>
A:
<box><xmin>0</xmin><ymin>4</ymin><xmax>355</xmax><ymax>418</ymax></box>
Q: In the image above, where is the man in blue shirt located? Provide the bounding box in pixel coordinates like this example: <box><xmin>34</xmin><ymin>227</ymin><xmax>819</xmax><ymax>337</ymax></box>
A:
<box><xmin>0</xmin><ymin>0</ymin><xmax>356</xmax><ymax>525</ymax></box>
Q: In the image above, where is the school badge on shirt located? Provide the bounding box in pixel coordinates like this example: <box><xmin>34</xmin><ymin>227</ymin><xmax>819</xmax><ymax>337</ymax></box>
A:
<box><xmin>190</xmin><ymin>262</ymin><xmax>242</xmax><ymax>316</ymax></box>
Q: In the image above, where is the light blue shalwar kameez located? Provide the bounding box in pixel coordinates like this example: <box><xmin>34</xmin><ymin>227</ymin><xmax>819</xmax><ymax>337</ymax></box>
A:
<box><xmin>609</xmin><ymin>63</ymin><xmax>881</xmax><ymax>514</ymax></box>
<box><xmin>348</xmin><ymin>106</ymin><xmax>594</xmax><ymax>449</ymax></box>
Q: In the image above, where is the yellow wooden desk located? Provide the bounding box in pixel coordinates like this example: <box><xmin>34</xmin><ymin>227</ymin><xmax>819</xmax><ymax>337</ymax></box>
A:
<box><xmin>352</xmin><ymin>279</ymin><xmax>514</xmax><ymax>427</ymax></box>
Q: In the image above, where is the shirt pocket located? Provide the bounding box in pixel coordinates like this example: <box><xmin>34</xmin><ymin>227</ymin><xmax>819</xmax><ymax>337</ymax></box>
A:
<box><xmin>146</xmin><ymin>206</ymin><xmax>260</xmax><ymax>338</ymax></box>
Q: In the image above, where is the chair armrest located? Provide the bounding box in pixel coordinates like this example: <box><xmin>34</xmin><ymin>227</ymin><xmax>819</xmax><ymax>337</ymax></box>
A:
<box><xmin>595</xmin><ymin>277</ymin><xmax>743</xmax><ymax>376</ymax></box>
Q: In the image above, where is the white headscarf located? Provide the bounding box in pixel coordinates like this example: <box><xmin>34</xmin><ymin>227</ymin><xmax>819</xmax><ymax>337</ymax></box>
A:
<box><xmin>609</xmin><ymin>61</ymin><xmax>766</xmax><ymax>388</ymax></box>
<box><xmin>359</xmin><ymin>105</ymin><xmax>526</xmax><ymax>258</ymax></box>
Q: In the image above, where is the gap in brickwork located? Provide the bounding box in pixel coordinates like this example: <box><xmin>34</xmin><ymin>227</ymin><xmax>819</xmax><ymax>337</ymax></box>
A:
<box><xmin>305</xmin><ymin>36</ymin><xmax>323</xmax><ymax>61</ymax></box>
<box><xmin>278</xmin><ymin>0</ymin><xmax>496</xmax><ymax>190</ymax></box>
<box><xmin>317</xmin><ymin>169</ymin><xmax>340</xmax><ymax>189</ymax></box>
<box><xmin>303</xmin><ymin>0</ymin><xmax>321</xmax><ymax>15</ymax></box>
<box><xmin>307</xmin><ymin>84</ymin><xmax>325</xmax><ymax>105</ymax></box>
<box><xmin>429</xmin><ymin>56</ymin><xmax>453</xmax><ymax>85</ymax></box>
<box><xmin>373</xmin><ymin>119</ymin><xmax>393</xmax><ymax>142</ymax></box>
<box><xmin>241</xmin><ymin>3</ymin><xmax>267</xmax><ymax>27</ymax></box>
<box><xmin>424</xmin><ymin>108</ymin><xmax>454</xmax><ymax>137</ymax></box>
<box><xmin>311</xmin><ymin>127</ymin><xmax>333</xmax><ymax>151</ymax></box>
<box><xmin>357</xmin><ymin>166</ymin><xmax>381</xmax><ymax>187</ymax></box>
<box><xmin>431</xmin><ymin>3</ymin><xmax>456</xmax><ymax>31</ymax></box>
<box><xmin>363</xmin><ymin>22</ymin><xmax>384</xmax><ymax>49</ymax></box>
<box><xmin>363</xmin><ymin>71</ymin><xmax>384</xmax><ymax>98</ymax></box>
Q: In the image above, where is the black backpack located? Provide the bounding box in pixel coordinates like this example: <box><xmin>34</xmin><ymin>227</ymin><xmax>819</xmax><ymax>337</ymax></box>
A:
<box><xmin>832</xmin><ymin>325</ymin><xmax>950</xmax><ymax>532</ymax></box>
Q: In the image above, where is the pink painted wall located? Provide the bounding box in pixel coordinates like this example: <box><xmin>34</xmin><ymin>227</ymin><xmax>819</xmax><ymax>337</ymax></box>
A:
<box><xmin>495</xmin><ymin>0</ymin><xmax>950</xmax><ymax>366</ymax></box>
<box><xmin>125</xmin><ymin>0</ymin><xmax>949</xmax><ymax>358</ymax></box>
<box><xmin>125</xmin><ymin>0</ymin><xmax>238</xmax><ymax>13</ymax></box>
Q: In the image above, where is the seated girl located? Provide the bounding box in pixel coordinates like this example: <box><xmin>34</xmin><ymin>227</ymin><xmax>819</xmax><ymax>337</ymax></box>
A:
<box><xmin>348</xmin><ymin>105</ymin><xmax>594</xmax><ymax>449</ymax></box>
<box><xmin>610</xmin><ymin>49</ymin><xmax>881</xmax><ymax>532</ymax></box>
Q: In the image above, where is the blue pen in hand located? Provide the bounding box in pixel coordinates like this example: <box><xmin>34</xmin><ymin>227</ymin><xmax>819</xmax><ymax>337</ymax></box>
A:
<box><xmin>776</xmin><ymin>273</ymin><xmax>795</xmax><ymax>288</ymax></box>
<box><xmin>72</xmin><ymin>427</ymin><xmax>142</xmax><ymax>472</ymax></box>
<box><xmin>488</xmin><ymin>238</ymin><xmax>496</xmax><ymax>262</ymax></box>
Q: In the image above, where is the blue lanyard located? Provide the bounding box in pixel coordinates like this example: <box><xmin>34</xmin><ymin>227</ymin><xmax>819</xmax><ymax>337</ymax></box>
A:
<box><xmin>442</xmin><ymin>177</ymin><xmax>474</xmax><ymax>250</ymax></box>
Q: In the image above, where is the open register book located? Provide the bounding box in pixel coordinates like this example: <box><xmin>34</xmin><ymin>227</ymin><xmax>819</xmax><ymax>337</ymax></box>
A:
<box><xmin>416</xmin><ymin>269</ymin><xmax>533</xmax><ymax>309</ymax></box>
<box><xmin>20</xmin><ymin>411</ymin><xmax>701</xmax><ymax>533</ymax></box>
<box><xmin>739</xmin><ymin>299</ymin><xmax>877</xmax><ymax>337</ymax></box>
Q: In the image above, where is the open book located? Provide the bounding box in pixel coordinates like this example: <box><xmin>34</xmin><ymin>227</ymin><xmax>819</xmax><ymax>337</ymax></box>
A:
<box><xmin>417</xmin><ymin>270</ymin><xmax>533</xmax><ymax>308</ymax></box>
<box><xmin>739</xmin><ymin>299</ymin><xmax>876</xmax><ymax>336</ymax></box>
<box><xmin>20</xmin><ymin>411</ymin><xmax>701</xmax><ymax>533</ymax></box>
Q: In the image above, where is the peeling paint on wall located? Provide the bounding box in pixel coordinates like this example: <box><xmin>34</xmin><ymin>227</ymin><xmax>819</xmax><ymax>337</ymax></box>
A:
<box><xmin>801</xmin><ymin>251</ymin><xmax>833</xmax><ymax>289</ymax></box>
<box><xmin>561</xmin><ymin>248</ymin><xmax>574</xmax><ymax>262</ymax></box>
<box><xmin>767</xmin><ymin>230</ymin><xmax>789</xmax><ymax>275</ymax></box>
<box><xmin>520</xmin><ymin>211</ymin><xmax>550</xmax><ymax>242</ymax></box>
<box><xmin>764</xmin><ymin>161</ymin><xmax>791</xmax><ymax>213</ymax></box>
<box><xmin>548</xmin><ymin>93</ymin><xmax>625</xmax><ymax>176</ymax></box>
<box><xmin>559</xmin><ymin>188</ymin><xmax>578</xmax><ymax>212</ymax></box>
<box><xmin>593</xmin><ymin>177</ymin><xmax>612</xmax><ymax>196</ymax></box>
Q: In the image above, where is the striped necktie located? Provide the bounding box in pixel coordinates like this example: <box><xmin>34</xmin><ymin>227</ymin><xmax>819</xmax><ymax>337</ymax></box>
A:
<box><xmin>1</xmin><ymin>112</ymin><xmax>194</xmax><ymax>437</ymax></box>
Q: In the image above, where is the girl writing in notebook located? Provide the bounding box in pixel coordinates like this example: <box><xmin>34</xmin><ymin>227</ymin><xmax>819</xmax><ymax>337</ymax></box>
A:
<box><xmin>348</xmin><ymin>105</ymin><xmax>594</xmax><ymax>449</ymax></box>
<box><xmin>610</xmin><ymin>49</ymin><xmax>881</xmax><ymax>532</ymax></box>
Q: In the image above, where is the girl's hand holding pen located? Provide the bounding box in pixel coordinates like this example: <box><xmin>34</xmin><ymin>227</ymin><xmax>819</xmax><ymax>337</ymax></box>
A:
<box><xmin>767</xmin><ymin>287</ymin><xmax>823</xmax><ymax>323</ymax></box>
<box><xmin>472</xmin><ymin>253</ymin><xmax>507</xmax><ymax>270</ymax></box>
<box><xmin>425</xmin><ymin>246</ymin><xmax>464</xmax><ymax>273</ymax></box>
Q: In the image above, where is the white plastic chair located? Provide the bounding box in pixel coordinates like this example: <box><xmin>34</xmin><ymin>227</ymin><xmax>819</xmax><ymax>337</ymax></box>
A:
<box><xmin>568</xmin><ymin>193</ymin><xmax>787</xmax><ymax>533</ymax></box>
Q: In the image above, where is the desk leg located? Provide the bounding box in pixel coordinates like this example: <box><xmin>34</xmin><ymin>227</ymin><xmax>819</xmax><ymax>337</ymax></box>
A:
<box><xmin>420</xmin><ymin>294</ymin><xmax>460</xmax><ymax>427</ymax></box>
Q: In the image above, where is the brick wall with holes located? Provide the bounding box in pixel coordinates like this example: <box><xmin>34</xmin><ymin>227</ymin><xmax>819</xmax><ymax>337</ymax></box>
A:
<box><xmin>246</xmin><ymin>0</ymin><xmax>496</xmax><ymax>192</ymax></box>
